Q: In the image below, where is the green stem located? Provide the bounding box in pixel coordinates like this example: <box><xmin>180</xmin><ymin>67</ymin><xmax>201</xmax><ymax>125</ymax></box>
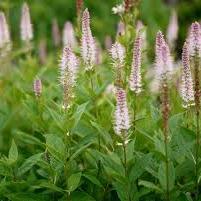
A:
<box><xmin>133</xmin><ymin>93</ymin><xmax>137</xmax><ymax>130</ymax></box>
<box><xmin>122</xmin><ymin>139</ymin><xmax>127</xmax><ymax>177</ymax></box>
<box><xmin>195</xmin><ymin>110</ymin><xmax>200</xmax><ymax>201</ymax></box>
<box><xmin>193</xmin><ymin>53</ymin><xmax>200</xmax><ymax>200</ymax></box>
<box><xmin>164</xmin><ymin>133</ymin><xmax>170</xmax><ymax>201</ymax></box>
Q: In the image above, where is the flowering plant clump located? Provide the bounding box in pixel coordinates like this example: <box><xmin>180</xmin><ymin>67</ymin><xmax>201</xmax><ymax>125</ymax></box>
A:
<box><xmin>0</xmin><ymin>1</ymin><xmax>201</xmax><ymax>201</ymax></box>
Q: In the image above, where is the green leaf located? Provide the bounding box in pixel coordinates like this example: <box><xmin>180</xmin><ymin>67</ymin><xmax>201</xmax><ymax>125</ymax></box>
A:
<box><xmin>45</xmin><ymin>134</ymin><xmax>65</xmax><ymax>161</ymax></box>
<box><xmin>90</xmin><ymin>121</ymin><xmax>113</xmax><ymax>147</ymax></box>
<box><xmin>138</xmin><ymin>180</ymin><xmax>162</xmax><ymax>193</ymax></box>
<box><xmin>68</xmin><ymin>172</ymin><xmax>82</xmax><ymax>192</ymax></box>
<box><xmin>5</xmin><ymin>193</ymin><xmax>47</xmax><ymax>201</ymax></box>
<box><xmin>8</xmin><ymin>140</ymin><xmax>18</xmax><ymax>164</ymax></box>
<box><xmin>72</xmin><ymin>102</ymin><xmax>89</xmax><ymax>130</ymax></box>
<box><xmin>83</xmin><ymin>173</ymin><xmax>103</xmax><ymax>188</ymax></box>
<box><xmin>15</xmin><ymin>130</ymin><xmax>44</xmax><ymax>147</ymax></box>
<box><xmin>70</xmin><ymin>142</ymin><xmax>92</xmax><ymax>162</ymax></box>
<box><xmin>129</xmin><ymin>153</ymin><xmax>152</xmax><ymax>182</ymax></box>
<box><xmin>33</xmin><ymin>181</ymin><xmax>64</xmax><ymax>193</ymax></box>
<box><xmin>18</xmin><ymin>153</ymin><xmax>43</xmax><ymax>176</ymax></box>
<box><xmin>70</xmin><ymin>191</ymin><xmax>96</xmax><ymax>201</ymax></box>
<box><xmin>158</xmin><ymin>161</ymin><xmax>175</xmax><ymax>191</ymax></box>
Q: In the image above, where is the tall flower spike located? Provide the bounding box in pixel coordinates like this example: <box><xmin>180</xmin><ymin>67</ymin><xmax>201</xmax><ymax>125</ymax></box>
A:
<box><xmin>167</xmin><ymin>10</ymin><xmax>178</xmax><ymax>48</ymax></box>
<box><xmin>114</xmin><ymin>87</ymin><xmax>130</xmax><ymax>135</ymax></box>
<box><xmin>20</xmin><ymin>2</ymin><xmax>33</xmax><ymax>42</ymax></box>
<box><xmin>52</xmin><ymin>19</ymin><xmax>61</xmax><ymax>47</ymax></box>
<box><xmin>155</xmin><ymin>31</ymin><xmax>173</xmax><ymax>78</ymax></box>
<box><xmin>110</xmin><ymin>42</ymin><xmax>125</xmax><ymax>86</ymax></box>
<box><xmin>180</xmin><ymin>42</ymin><xmax>195</xmax><ymax>108</ymax></box>
<box><xmin>63</xmin><ymin>21</ymin><xmax>77</xmax><ymax>48</ymax></box>
<box><xmin>129</xmin><ymin>34</ymin><xmax>143</xmax><ymax>94</ymax></box>
<box><xmin>0</xmin><ymin>12</ymin><xmax>11</xmax><ymax>49</ymax></box>
<box><xmin>81</xmin><ymin>8</ymin><xmax>96</xmax><ymax>70</ymax></box>
<box><xmin>110</xmin><ymin>42</ymin><xmax>125</xmax><ymax>64</ymax></box>
<box><xmin>33</xmin><ymin>79</ymin><xmax>42</xmax><ymax>97</ymax></box>
<box><xmin>188</xmin><ymin>22</ymin><xmax>201</xmax><ymax>57</ymax></box>
<box><xmin>60</xmin><ymin>46</ymin><xmax>79</xmax><ymax>109</ymax></box>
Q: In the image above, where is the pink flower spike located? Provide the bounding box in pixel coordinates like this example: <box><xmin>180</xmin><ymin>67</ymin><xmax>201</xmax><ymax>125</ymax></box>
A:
<box><xmin>81</xmin><ymin>8</ymin><xmax>96</xmax><ymax>70</ymax></box>
<box><xmin>188</xmin><ymin>22</ymin><xmax>201</xmax><ymax>57</ymax></box>
<box><xmin>20</xmin><ymin>2</ymin><xmax>33</xmax><ymax>42</ymax></box>
<box><xmin>114</xmin><ymin>87</ymin><xmax>130</xmax><ymax>135</ymax></box>
<box><xmin>52</xmin><ymin>19</ymin><xmax>61</xmax><ymax>47</ymax></box>
<box><xmin>110</xmin><ymin>42</ymin><xmax>125</xmax><ymax>64</ymax></box>
<box><xmin>0</xmin><ymin>12</ymin><xmax>11</xmax><ymax>49</ymax></box>
<box><xmin>180</xmin><ymin>42</ymin><xmax>195</xmax><ymax>108</ymax></box>
<box><xmin>33</xmin><ymin>79</ymin><xmax>42</xmax><ymax>97</ymax></box>
<box><xmin>167</xmin><ymin>10</ymin><xmax>178</xmax><ymax>48</ymax></box>
<box><xmin>155</xmin><ymin>31</ymin><xmax>173</xmax><ymax>78</ymax></box>
<box><xmin>129</xmin><ymin>34</ymin><xmax>143</xmax><ymax>94</ymax></box>
<box><xmin>63</xmin><ymin>21</ymin><xmax>77</xmax><ymax>48</ymax></box>
<box><xmin>60</xmin><ymin>46</ymin><xmax>78</xmax><ymax>87</ymax></box>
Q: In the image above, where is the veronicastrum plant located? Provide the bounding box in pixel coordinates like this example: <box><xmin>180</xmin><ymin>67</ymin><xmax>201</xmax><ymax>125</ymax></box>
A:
<box><xmin>0</xmin><ymin>0</ymin><xmax>201</xmax><ymax>201</ymax></box>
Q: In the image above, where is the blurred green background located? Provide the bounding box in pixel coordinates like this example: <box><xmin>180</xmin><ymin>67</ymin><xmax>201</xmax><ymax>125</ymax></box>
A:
<box><xmin>0</xmin><ymin>0</ymin><xmax>201</xmax><ymax>51</ymax></box>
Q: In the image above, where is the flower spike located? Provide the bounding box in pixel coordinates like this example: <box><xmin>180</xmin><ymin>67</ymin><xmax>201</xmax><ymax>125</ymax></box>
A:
<box><xmin>81</xmin><ymin>8</ymin><xmax>96</xmax><ymax>70</ymax></box>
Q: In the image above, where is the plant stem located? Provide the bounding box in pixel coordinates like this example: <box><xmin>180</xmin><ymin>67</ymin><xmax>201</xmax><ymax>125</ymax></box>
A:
<box><xmin>88</xmin><ymin>70</ymin><xmax>101</xmax><ymax>176</ymax></box>
<box><xmin>122</xmin><ymin>139</ymin><xmax>127</xmax><ymax>177</ymax></box>
<box><xmin>162</xmin><ymin>77</ymin><xmax>170</xmax><ymax>201</ymax></box>
<box><xmin>164</xmin><ymin>131</ymin><xmax>170</xmax><ymax>201</ymax></box>
<box><xmin>195</xmin><ymin>110</ymin><xmax>200</xmax><ymax>201</ymax></box>
<box><xmin>133</xmin><ymin>93</ymin><xmax>137</xmax><ymax>130</ymax></box>
<box><xmin>193</xmin><ymin>53</ymin><xmax>200</xmax><ymax>200</ymax></box>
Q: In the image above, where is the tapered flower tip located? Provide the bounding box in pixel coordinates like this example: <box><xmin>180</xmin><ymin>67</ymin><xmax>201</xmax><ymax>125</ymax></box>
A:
<box><xmin>188</xmin><ymin>21</ymin><xmax>201</xmax><ymax>57</ymax></box>
<box><xmin>129</xmin><ymin>35</ymin><xmax>142</xmax><ymax>94</ymax></box>
<box><xmin>82</xmin><ymin>8</ymin><xmax>90</xmax><ymax>26</ymax></box>
<box><xmin>110</xmin><ymin>42</ymin><xmax>125</xmax><ymax>63</ymax></box>
<box><xmin>60</xmin><ymin>46</ymin><xmax>78</xmax><ymax>73</ymax></box>
<box><xmin>156</xmin><ymin>31</ymin><xmax>165</xmax><ymax>52</ymax></box>
<box><xmin>63</xmin><ymin>21</ymin><xmax>77</xmax><ymax>48</ymax></box>
<box><xmin>155</xmin><ymin>31</ymin><xmax>173</xmax><ymax>77</ymax></box>
<box><xmin>52</xmin><ymin>18</ymin><xmax>61</xmax><ymax>47</ymax></box>
<box><xmin>0</xmin><ymin>12</ymin><xmax>11</xmax><ymax>48</ymax></box>
<box><xmin>33</xmin><ymin>79</ymin><xmax>42</xmax><ymax>97</ymax></box>
<box><xmin>167</xmin><ymin>10</ymin><xmax>178</xmax><ymax>47</ymax></box>
<box><xmin>20</xmin><ymin>2</ymin><xmax>33</xmax><ymax>42</ymax></box>
<box><xmin>81</xmin><ymin>8</ymin><xmax>96</xmax><ymax>70</ymax></box>
<box><xmin>180</xmin><ymin>42</ymin><xmax>195</xmax><ymax>108</ymax></box>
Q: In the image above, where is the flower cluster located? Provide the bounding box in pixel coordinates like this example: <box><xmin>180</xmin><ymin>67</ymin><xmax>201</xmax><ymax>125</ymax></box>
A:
<box><xmin>155</xmin><ymin>31</ymin><xmax>173</xmax><ymax>79</ymax></box>
<box><xmin>114</xmin><ymin>87</ymin><xmax>130</xmax><ymax>135</ymax></box>
<box><xmin>0</xmin><ymin>12</ymin><xmax>11</xmax><ymax>49</ymax></box>
<box><xmin>129</xmin><ymin>34</ymin><xmax>142</xmax><ymax>94</ymax></box>
<box><xmin>188</xmin><ymin>22</ymin><xmax>201</xmax><ymax>57</ymax></box>
<box><xmin>112</xmin><ymin>4</ymin><xmax>125</xmax><ymax>15</ymax></box>
<box><xmin>81</xmin><ymin>8</ymin><xmax>96</xmax><ymax>70</ymax></box>
<box><xmin>52</xmin><ymin>19</ymin><xmax>61</xmax><ymax>47</ymax></box>
<box><xmin>180</xmin><ymin>42</ymin><xmax>195</xmax><ymax>108</ymax></box>
<box><xmin>110</xmin><ymin>42</ymin><xmax>125</xmax><ymax>86</ymax></box>
<box><xmin>60</xmin><ymin>46</ymin><xmax>79</xmax><ymax>109</ymax></box>
<box><xmin>110</xmin><ymin>42</ymin><xmax>125</xmax><ymax>64</ymax></box>
<box><xmin>20</xmin><ymin>3</ymin><xmax>33</xmax><ymax>42</ymax></box>
<box><xmin>33</xmin><ymin>79</ymin><xmax>42</xmax><ymax>97</ymax></box>
<box><xmin>167</xmin><ymin>10</ymin><xmax>178</xmax><ymax>48</ymax></box>
<box><xmin>63</xmin><ymin>21</ymin><xmax>77</xmax><ymax>48</ymax></box>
